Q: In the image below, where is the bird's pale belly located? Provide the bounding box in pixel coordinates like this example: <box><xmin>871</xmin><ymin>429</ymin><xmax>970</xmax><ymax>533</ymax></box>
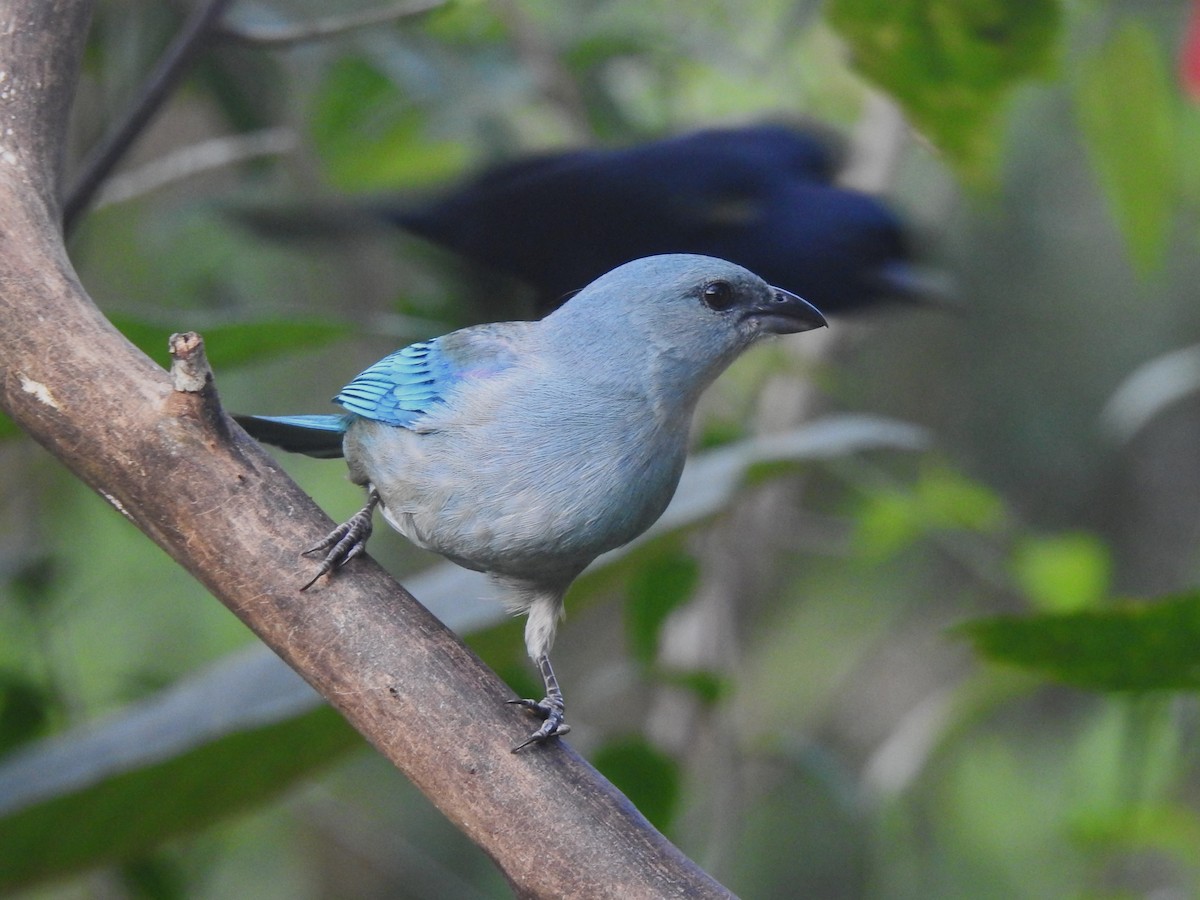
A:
<box><xmin>374</xmin><ymin>431</ymin><xmax>687</xmax><ymax>584</ymax></box>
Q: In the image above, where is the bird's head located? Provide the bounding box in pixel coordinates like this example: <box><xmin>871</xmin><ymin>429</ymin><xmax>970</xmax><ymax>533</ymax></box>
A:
<box><xmin>547</xmin><ymin>254</ymin><xmax>827</xmax><ymax>397</ymax></box>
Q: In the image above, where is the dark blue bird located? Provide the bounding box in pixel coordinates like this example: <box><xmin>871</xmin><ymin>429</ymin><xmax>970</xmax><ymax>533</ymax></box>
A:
<box><xmin>376</xmin><ymin>123</ymin><xmax>923</xmax><ymax>315</ymax></box>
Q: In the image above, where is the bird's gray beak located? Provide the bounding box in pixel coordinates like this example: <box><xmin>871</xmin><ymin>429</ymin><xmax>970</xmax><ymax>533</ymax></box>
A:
<box><xmin>750</xmin><ymin>286</ymin><xmax>828</xmax><ymax>334</ymax></box>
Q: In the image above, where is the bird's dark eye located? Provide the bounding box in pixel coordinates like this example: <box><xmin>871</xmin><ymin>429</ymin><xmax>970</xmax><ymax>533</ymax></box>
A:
<box><xmin>701</xmin><ymin>280</ymin><xmax>736</xmax><ymax>311</ymax></box>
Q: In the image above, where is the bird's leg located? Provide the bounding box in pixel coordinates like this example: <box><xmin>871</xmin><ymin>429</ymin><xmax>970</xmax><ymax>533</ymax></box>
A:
<box><xmin>300</xmin><ymin>488</ymin><xmax>380</xmax><ymax>590</ymax></box>
<box><xmin>508</xmin><ymin>653</ymin><xmax>571</xmax><ymax>751</ymax></box>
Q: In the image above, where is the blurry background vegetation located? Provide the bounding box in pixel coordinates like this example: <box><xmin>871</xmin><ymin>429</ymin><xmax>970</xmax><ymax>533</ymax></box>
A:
<box><xmin>4</xmin><ymin>0</ymin><xmax>1200</xmax><ymax>896</ymax></box>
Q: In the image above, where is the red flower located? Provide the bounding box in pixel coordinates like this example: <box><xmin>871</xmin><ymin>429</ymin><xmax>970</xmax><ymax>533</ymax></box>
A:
<box><xmin>1182</xmin><ymin>0</ymin><xmax>1200</xmax><ymax>100</ymax></box>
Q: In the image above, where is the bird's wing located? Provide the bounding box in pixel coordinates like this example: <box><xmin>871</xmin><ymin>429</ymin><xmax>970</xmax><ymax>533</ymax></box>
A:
<box><xmin>334</xmin><ymin>325</ymin><xmax>524</xmax><ymax>428</ymax></box>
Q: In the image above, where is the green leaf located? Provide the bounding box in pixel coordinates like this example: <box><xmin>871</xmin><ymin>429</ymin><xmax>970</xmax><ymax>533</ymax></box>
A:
<box><xmin>625</xmin><ymin>551</ymin><xmax>700</xmax><ymax>667</ymax></box>
<box><xmin>310</xmin><ymin>56</ymin><xmax>471</xmax><ymax>192</ymax></box>
<box><xmin>107</xmin><ymin>314</ymin><xmax>353</xmax><ymax>370</ymax></box>
<box><xmin>1181</xmin><ymin>111</ymin><xmax>1200</xmax><ymax>209</ymax></box>
<box><xmin>960</xmin><ymin>592</ymin><xmax>1200</xmax><ymax>691</ymax></box>
<box><xmin>914</xmin><ymin>466</ymin><xmax>1006</xmax><ymax>533</ymax></box>
<box><xmin>118</xmin><ymin>854</ymin><xmax>189</xmax><ymax>900</ymax></box>
<box><xmin>592</xmin><ymin>738</ymin><xmax>681</xmax><ymax>831</ymax></box>
<box><xmin>854</xmin><ymin>487</ymin><xmax>924</xmax><ymax>560</ymax></box>
<box><xmin>2</xmin><ymin>707</ymin><xmax>357</xmax><ymax>890</ymax></box>
<box><xmin>0</xmin><ymin>664</ymin><xmax>359</xmax><ymax>891</ymax></box>
<box><xmin>827</xmin><ymin>0</ymin><xmax>1061</xmax><ymax>184</ymax></box>
<box><xmin>1010</xmin><ymin>531</ymin><xmax>1111</xmax><ymax>613</ymax></box>
<box><xmin>1075</xmin><ymin>22</ymin><xmax>1179</xmax><ymax>274</ymax></box>
<box><xmin>1073</xmin><ymin>805</ymin><xmax>1200</xmax><ymax>874</ymax></box>
<box><xmin>0</xmin><ymin>671</ymin><xmax>55</xmax><ymax>757</ymax></box>
<box><xmin>854</xmin><ymin>464</ymin><xmax>1005</xmax><ymax>560</ymax></box>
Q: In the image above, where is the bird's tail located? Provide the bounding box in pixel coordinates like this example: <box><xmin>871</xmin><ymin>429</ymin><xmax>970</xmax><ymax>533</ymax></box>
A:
<box><xmin>235</xmin><ymin>414</ymin><xmax>351</xmax><ymax>459</ymax></box>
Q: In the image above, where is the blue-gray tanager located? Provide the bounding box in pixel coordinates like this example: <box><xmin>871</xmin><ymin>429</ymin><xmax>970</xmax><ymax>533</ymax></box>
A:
<box><xmin>237</xmin><ymin>254</ymin><xmax>826</xmax><ymax>749</ymax></box>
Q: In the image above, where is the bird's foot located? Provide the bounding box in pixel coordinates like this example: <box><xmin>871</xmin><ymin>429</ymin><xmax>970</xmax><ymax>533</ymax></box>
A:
<box><xmin>507</xmin><ymin>695</ymin><xmax>570</xmax><ymax>752</ymax></box>
<box><xmin>509</xmin><ymin>652</ymin><xmax>570</xmax><ymax>751</ymax></box>
<box><xmin>300</xmin><ymin>490</ymin><xmax>379</xmax><ymax>590</ymax></box>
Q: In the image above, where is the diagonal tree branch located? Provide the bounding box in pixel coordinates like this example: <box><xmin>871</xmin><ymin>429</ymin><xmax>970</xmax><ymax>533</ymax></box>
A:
<box><xmin>0</xmin><ymin>2</ymin><xmax>732</xmax><ymax>896</ymax></box>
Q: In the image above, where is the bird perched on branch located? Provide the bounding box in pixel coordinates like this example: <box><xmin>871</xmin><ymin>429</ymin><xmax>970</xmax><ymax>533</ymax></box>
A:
<box><xmin>237</xmin><ymin>254</ymin><xmax>827</xmax><ymax>750</ymax></box>
<box><xmin>379</xmin><ymin>123</ymin><xmax>921</xmax><ymax>315</ymax></box>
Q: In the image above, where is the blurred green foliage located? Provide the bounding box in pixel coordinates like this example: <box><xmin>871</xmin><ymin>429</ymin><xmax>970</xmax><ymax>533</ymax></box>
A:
<box><xmin>624</xmin><ymin>549</ymin><xmax>700</xmax><ymax>667</ymax></box>
<box><xmin>4</xmin><ymin>0</ymin><xmax>1200</xmax><ymax>897</ymax></box>
<box><xmin>0</xmin><ymin>706</ymin><xmax>359</xmax><ymax>890</ymax></box>
<box><xmin>311</xmin><ymin>56</ymin><xmax>473</xmax><ymax>190</ymax></box>
<box><xmin>827</xmin><ymin>0</ymin><xmax>1060</xmax><ymax>184</ymax></box>
<box><xmin>1076</xmin><ymin>22</ymin><xmax>1181</xmax><ymax>274</ymax></box>
<box><xmin>1010</xmin><ymin>530</ymin><xmax>1111</xmax><ymax>613</ymax></box>
<box><xmin>853</xmin><ymin>462</ymin><xmax>1008</xmax><ymax>560</ymax></box>
<box><xmin>592</xmin><ymin>737</ymin><xmax>682</xmax><ymax>831</ymax></box>
<box><xmin>964</xmin><ymin>592</ymin><xmax>1200</xmax><ymax>691</ymax></box>
<box><xmin>108</xmin><ymin>314</ymin><xmax>353</xmax><ymax>369</ymax></box>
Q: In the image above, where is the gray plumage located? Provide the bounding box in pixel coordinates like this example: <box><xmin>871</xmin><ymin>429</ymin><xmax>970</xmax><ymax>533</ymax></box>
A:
<box><xmin>237</xmin><ymin>253</ymin><xmax>827</xmax><ymax>748</ymax></box>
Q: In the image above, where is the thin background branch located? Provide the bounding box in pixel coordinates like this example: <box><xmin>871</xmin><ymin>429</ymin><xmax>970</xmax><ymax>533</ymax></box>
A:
<box><xmin>64</xmin><ymin>0</ymin><xmax>452</xmax><ymax>233</ymax></box>
<box><xmin>62</xmin><ymin>0</ymin><xmax>234</xmax><ymax>233</ymax></box>
<box><xmin>217</xmin><ymin>0</ymin><xmax>448</xmax><ymax>47</ymax></box>
<box><xmin>93</xmin><ymin>127</ymin><xmax>298</xmax><ymax>208</ymax></box>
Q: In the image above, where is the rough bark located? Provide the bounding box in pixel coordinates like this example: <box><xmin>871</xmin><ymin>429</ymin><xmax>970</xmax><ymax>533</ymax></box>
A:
<box><xmin>0</xmin><ymin>2</ymin><xmax>732</xmax><ymax>896</ymax></box>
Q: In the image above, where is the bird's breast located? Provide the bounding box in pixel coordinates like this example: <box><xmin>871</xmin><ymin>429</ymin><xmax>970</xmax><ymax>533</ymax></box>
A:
<box><xmin>349</xmin><ymin>398</ymin><xmax>691</xmax><ymax>584</ymax></box>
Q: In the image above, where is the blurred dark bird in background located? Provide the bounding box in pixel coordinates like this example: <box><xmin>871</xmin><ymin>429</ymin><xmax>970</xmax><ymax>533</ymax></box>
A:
<box><xmin>383</xmin><ymin>124</ymin><xmax>926</xmax><ymax>315</ymax></box>
<box><xmin>237</xmin><ymin>123</ymin><xmax>937</xmax><ymax>317</ymax></box>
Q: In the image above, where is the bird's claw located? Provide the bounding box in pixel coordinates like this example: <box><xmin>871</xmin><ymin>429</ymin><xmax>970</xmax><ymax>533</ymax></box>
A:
<box><xmin>300</xmin><ymin>492</ymin><xmax>378</xmax><ymax>590</ymax></box>
<box><xmin>508</xmin><ymin>696</ymin><xmax>570</xmax><ymax>752</ymax></box>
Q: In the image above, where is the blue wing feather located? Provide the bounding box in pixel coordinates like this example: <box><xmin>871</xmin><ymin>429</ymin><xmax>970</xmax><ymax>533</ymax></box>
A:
<box><xmin>334</xmin><ymin>339</ymin><xmax>458</xmax><ymax>427</ymax></box>
<box><xmin>333</xmin><ymin>325</ymin><xmax>526</xmax><ymax>428</ymax></box>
